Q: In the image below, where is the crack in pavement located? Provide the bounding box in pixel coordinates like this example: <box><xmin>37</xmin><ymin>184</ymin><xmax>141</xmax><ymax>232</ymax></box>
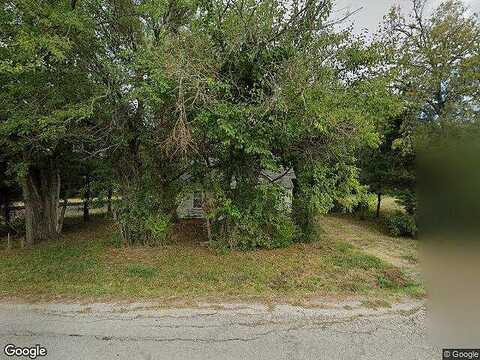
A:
<box><xmin>0</xmin><ymin>330</ymin><xmax>273</xmax><ymax>343</ymax></box>
<box><xmin>0</xmin><ymin>314</ymin><xmax>420</xmax><ymax>344</ymax></box>
<box><xmin>0</xmin><ymin>302</ymin><xmax>437</xmax><ymax>360</ymax></box>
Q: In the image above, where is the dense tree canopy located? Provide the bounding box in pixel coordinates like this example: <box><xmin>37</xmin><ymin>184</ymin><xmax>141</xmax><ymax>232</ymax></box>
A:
<box><xmin>0</xmin><ymin>0</ymin><xmax>478</xmax><ymax>247</ymax></box>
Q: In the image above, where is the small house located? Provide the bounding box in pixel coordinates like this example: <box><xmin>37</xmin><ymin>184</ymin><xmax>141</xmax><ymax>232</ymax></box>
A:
<box><xmin>176</xmin><ymin>168</ymin><xmax>296</xmax><ymax>219</ymax></box>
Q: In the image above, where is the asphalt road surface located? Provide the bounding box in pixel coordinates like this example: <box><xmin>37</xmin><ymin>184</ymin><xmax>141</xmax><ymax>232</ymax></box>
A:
<box><xmin>0</xmin><ymin>300</ymin><xmax>438</xmax><ymax>360</ymax></box>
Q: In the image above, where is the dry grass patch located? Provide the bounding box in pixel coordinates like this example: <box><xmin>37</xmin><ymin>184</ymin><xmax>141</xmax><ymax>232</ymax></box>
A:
<box><xmin>0</xmin><ymin>215</ymin><xmax>423</xmax><ymax>303</ymax></box>
<box><xmin>320</xmin><ymin>213</ymin><xmax>420</xmax><ymax>272</ymax></box>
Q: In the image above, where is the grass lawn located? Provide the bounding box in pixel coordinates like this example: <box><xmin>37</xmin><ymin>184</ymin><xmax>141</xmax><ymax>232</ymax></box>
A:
<box><xmin>0</xmin><ymin>210</ymin><xmax>423</xmax><ymax>304</ymax></box>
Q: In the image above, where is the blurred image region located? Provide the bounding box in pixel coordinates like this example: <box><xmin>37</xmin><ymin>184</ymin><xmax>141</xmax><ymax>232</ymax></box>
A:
<box><xmin>420</xmin><ymin>122</ymin><xmax>480</xmax><ymax>347</ymax></box>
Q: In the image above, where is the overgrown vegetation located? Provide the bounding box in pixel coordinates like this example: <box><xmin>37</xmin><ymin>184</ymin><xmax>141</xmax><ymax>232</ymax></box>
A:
<box><xmin>0</xmin><ymin>0</ymin><xmax>478</xmax><ymax>303</ymax></box>
<box><xmin>3</xmin><ymin>0</ymin><xmax>476</xmax><ymax>248</ymax></box>
<box><xmin>0</xmin><ymin>216</ymin><xmax>423</xmax><ymax>301</ymax></box>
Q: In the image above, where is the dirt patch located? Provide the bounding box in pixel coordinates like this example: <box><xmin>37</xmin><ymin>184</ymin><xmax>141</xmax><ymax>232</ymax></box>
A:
<box><xmin>169</xmin><ymin>219</ymin><xmax>208</xmax><ymax>245</ymax></box>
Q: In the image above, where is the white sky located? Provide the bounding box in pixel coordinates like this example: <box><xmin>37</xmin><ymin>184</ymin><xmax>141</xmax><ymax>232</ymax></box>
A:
<box><xmin>332</xmin><ymin>0</ymin><xmax>480</xmax><ymax>34</ymax></box>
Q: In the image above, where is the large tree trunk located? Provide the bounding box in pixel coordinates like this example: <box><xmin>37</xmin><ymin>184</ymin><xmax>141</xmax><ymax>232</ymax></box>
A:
<box><xmin>21</xmin><ymin>161</ymin><xmax>61</xmax><ymax>246</ymax></box>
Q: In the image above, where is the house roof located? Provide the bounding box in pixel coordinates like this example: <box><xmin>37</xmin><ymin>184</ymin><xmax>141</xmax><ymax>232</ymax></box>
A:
<box><xmin>261</xmin><ymin>168</ymin><xmax>296</xmax><ymax>189</ymax></box>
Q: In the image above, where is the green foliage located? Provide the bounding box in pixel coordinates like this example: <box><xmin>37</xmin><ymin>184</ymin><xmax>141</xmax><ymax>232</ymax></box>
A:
<box><xmin>385</xmin><ymin>212</ymin><xmax>418</xmax><ymax>238</ymax></box>
<box><xmin>219</xmin><ymin>213</ymin><xmax>298</xmax><ymax>251</ymax></box>
<box><xmin>114</xmin><ymin>182</ymin><xmax>173</xmax><ymax>246</ymax></box>
<box><xmin>293</xmin><ymin>161</ymin><xmax>375</xmax><ymax>240</ymax></box>
<box><xmin>384</xmin><ymin>0</ymin><xmax>480</xmax><ymax>123</ymax></box>
<box><xmin>360</xmin><ymin>113</ymin><xmax>409</xmax><ymax>196</ymax></box>
<box><xmin>0</xmin><ymin>1</ymin><xmax>102</xmax><ymax>158</ymax></box>
<box><xmin>333</xmin><ymin>251</ymin><xmax>385</xmax><ymax>271</ymax></box>
<box><xmin>395</xmin><ymin>190</ymin><xmax>417</xmax><ymax>216</ymax></box>
<box><xmin>210</xmin><ymin>184</ymin><xmax>298</xmax><ymax>250</ymax></box>
<box><xmin>4</xmin><ymin>0</ymin><xmax>477</xmax><ymax>247</ymax></box>
<box><xmin>144</xmin><ymin>213</ymin><xmax>172</xmax><ymax>245</ymax></box>
<box><xmin>0</xmin><ymin>217</ymin><xmax>25</xmax><ymax>237</ymax></box>
<box><xmin>376</xmin><ymin>274</ymin><xmax>398</xmax><ymax>289</ymax></box>
<box><xmin>372</xmin><ymin>0</ymin><xmax>480</xmax><ymax>226</ymax></box>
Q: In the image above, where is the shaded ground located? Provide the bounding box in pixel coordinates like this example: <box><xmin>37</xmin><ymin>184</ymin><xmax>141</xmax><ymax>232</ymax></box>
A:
<box><xmin>0</xmin><ymin>300</ymin><xmax>438</xmax><ymax>360</ymax></box>
<box><xmin>0</xmin><ymin>211</ymin><xmax>422</xmax><ymax>303</ymax></box>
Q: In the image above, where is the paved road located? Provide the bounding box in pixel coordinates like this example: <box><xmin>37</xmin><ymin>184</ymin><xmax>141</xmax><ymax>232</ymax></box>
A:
<box><xmin>0</xmin><ymin>300</ymin><xmax>438</xmax><ymax>360</ymax></box>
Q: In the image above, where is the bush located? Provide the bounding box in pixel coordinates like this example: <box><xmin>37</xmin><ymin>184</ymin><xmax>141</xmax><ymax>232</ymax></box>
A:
<box><xmin>396</xmin><ymin>190</ymin><xmax>416</xmax><ymax>215</ymax></box>
<box><xmin>114</xmin><ymin>187</ymin><xmax>173</xmax><ymax>246</ymax></box>
<box><xmin>385</xmin><ymin>212</ymin><xmax>417</xmax><ymax>237</ymax></box>
<box><xmin>144</xmin><ymin>213</ymin><xmax>172</xmax><ymax>245</ymax></box>
<box><xmin>216</xmin><ymin>212</ymin><xmax>298</xmax><ymax>251</ymax></box>
<box><xmin>210</xmin><ymin>184</ymin><xmax>299</xmax><ymax>250</ymax></box>
<box><xmin>334</xmin><ymin>191</ymin><xmax>372</xmax><ymax>215</ymax></box>
<box><xmin>352</xmin><ymin>198</ymin><xmax>372</xmax><ymax>220</ymax></box>
<box><xmin>268</xmin><ymin>215</ymin><xmax>299</xmax><ymax>248</ymax></box>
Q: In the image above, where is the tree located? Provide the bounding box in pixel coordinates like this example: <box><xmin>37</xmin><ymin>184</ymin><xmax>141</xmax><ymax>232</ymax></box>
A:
<box><xmin>273</xmin><ymin>30</ymin><xmax>400</xmax><ymax>238</ymax></box>
<box><xmin>0</xmin><ymin>1</ymin><xmax>103</xmax><ymax>244</ymax></box>
<box><xmin>380</xmin><ymin>0</ymin><xmax>480</xmax><ymax>215</ymax></box>
<box><xmin>360</xmin><ymin>113</ymin><xmax>413</xmax><ymax>217</ymax></box>
<box><xmin>385</xmin><ymin>0</ymin><xmax>479</xmax><ymax>123</ymax></box>
<box><xmin>90</xmin><ymin>0</ymin><xmax>399</xmax><ymax>245</ymax></box>
<box><xmin>79</xmin><ymin>0</ymin><xmax>201</xmax><ymax>245</ymax></box>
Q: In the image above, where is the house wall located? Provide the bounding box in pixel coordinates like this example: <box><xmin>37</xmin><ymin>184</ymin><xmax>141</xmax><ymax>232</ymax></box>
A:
<box><xmin>177</xmin><ymin>169</ymin><xmax>296</xmax><ymax>219</ymax></box>
<box><xmin>176</xmin><ymin>193</ymin><xmax>204</xmax><ymax>219</ymax></box>
<box><xmin>177</xmin><ymin>189</ymin><xmax>293</xmax><ymax>220</ymax></box>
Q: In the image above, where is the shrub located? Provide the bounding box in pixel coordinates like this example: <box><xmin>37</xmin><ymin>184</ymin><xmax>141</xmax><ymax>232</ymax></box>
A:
<box><xmin>334</xmin><ymin>191</ymin><xmax>372</xmax><ymax>215</ymax></box>
<box><xmin>114</xmin><ymin>186</ymin><xmax>173</xmax><ymax>246</ymax></box>
<box><xmin>353</xmin><ymin>198</ymin><xmax>372</xmax><ymax>220</ymax></box>
<box><xmin>216</xmin><ymin>212</ymin><xmax>298</xmax><ymax>251</ymax></box>
<box><xmin>268</xmin><ymin>215</ymin><xmax>299</xmax><ymax>248</ymax></box>
<box><xmin>395</xmin><ymin>191</ymin><xmax>416</xmax><ymax>215</ymax></box>
<box><xmin>385</xmin><ymin>212</ymin><xmax>417</xmax><ymax>237</ymax></box>
<box><xmin>210</xmin><ymin>184</ymin><xmax>299</xmax><ymax>250</ymax></box>
<box><xmin>144</xmin><ymin>213</ymin><xmax>172</xmax><ymax>245</ymax></box>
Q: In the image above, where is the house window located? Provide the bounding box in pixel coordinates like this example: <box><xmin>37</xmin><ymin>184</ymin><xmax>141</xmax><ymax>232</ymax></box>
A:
<box><xmin>193</xmin><ymin>192</ymin><xmax>203</xmax><ymax>209</ymax></box>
